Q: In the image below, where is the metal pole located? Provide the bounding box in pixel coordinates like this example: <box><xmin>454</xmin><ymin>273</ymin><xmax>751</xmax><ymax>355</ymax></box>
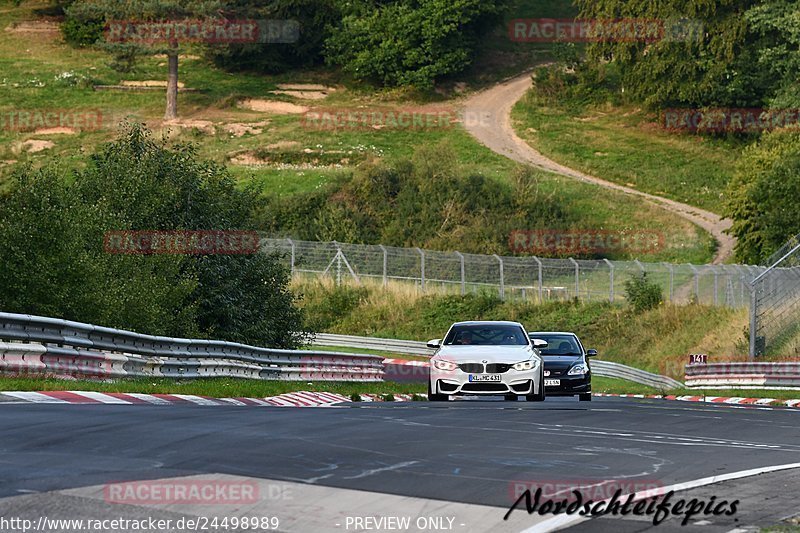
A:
<box><xmin>689</xmin><ymin>264</ymin><xmax>699</xmax><ymax>301</ymax></box>
<box><xmin>286</xmin><ymin>238</ymin><xmax>295</xmax><ymax>276</ymax></box>
<box><xmin>668</xmin><ymin>264</ymin><xmax>674</xmax><ymax>301</ymax></box>
<box><xmin>494</xmin><ymin>254</ymin><xmax>505</xmax><ymax>300</ymax></box>
<box><xmin>713</xmin><ymin>269</ymin><xmax>719</xmax><ymax>305</ymax></box>
<box><xmin>749</xmin><ymin>284</ymin><xmax>757</xmax><ymax>360</ymax></box>
<box><xmin>603</xmin><ymin>258</ymin><xmax>614</xmax><ymax>303</ymax></box>
<box><xmin>533</xmin><ymin>257</ymin><xmax>543</xmax><ymax>303</ymax></box>
<box><xmin>416</xmin><ymin>247</ymin><xmax>425</xmax><ymax>292</ymax></box>
<box><xmin>455</xmin><ymin>251</ymin><xmax>465</xmax><ymax>295</ymax></box>
<box><xmin>379</xmin><ymin>244</ymin><xmax>387</xmax><ymax>287</ymax></box>
<box><xmin>569</xmin><ymin>258</ymin><xmax>579</xmax><ymax>299</ymax></box>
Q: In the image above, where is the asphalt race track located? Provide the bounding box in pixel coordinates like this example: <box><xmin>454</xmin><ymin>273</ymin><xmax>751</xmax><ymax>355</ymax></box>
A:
<box><xmin>1</xmin><ymin>396</ymin><xmax>799</xmax><ymax>532</ymax></box>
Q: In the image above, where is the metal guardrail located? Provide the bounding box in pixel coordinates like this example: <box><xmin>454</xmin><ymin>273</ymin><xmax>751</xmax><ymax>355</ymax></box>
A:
<box><xmin>685</xmin><ymin>362</ymin><xmax>800</xmax><ymax>389</ymax></box>
<box><xmin>590</xmin><ymin>360</ymin><xmax>683</xmax><ymax>391</ymax></box>
<box><xmin>313</xmin><ymin>333</ymin><xmax>683</xmax><ymax>390</ymax></box>
<box><xmin>0</xmin><ymin>313</ymin><xmax>384</xmax><ymax>382</ymax></box>
<box><xmin>314</xmin><ymin>333</ymin><xmax>434</xmax><ymax>356</ymax></box>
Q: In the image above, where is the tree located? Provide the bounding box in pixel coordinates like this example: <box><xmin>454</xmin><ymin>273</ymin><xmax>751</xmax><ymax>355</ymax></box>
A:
<box><xmin>745</xmin><ymin>0</ymin><xmax>800</xmax><ymax>108</ymax></box>
<box><xmin>66</xmin><ymin>1</ymin><xmax>225</xmax><ymax>119</ymax></box>
<box><xmin>573</xmin><ymin>0</ymin><xmax>771</xmax><ymax>108</ymax></box>
<box><xmin>0</xmin><ymin>124</ymin><xmax>309</xmax><ymax>348</ymax></box>
<box><xmin>325</xmin><ymin>0</ymin><xmax>510</xmax><ymax>89</ymax></box>
<box><xmin>724</xmin><ymin>130</ymin><xmax>800</xmax><ymax>264</ymax></box>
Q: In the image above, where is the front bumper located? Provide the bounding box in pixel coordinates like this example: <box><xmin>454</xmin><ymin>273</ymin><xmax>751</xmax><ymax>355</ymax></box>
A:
<box><xmin>430</xmin><ymin>366</ymin><xmax>541</xmax><ymax>396</ymax></box>
<box><xmin>544</xmin><ymin>373</ymin><xmax>591</xmax><ymax>396</ymax></box>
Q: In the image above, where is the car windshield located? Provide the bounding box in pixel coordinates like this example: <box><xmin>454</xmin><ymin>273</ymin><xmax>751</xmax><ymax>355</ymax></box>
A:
<box><xmin>530</xmin><ymin>334</ymin><xmax>582</xmax><ymax>356</ymax></box>
<box><xmin>443</xmin><ymin>325</ymin><xmax>529</xmax><ymax>346</ymax></box>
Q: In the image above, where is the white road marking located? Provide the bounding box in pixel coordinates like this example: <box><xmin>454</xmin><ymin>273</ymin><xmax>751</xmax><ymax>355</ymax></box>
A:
<box><xmin>2</xmin><ymin>391</ymin><xmax>67</xmax><ymax>403</ymax></box>
<box><xmin>67</xmin><ymin>391</ymin><xmax>131</xmax><ymax>404</ymax></box>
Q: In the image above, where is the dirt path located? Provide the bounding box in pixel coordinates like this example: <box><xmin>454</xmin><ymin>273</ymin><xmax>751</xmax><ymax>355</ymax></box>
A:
<box><xmin>462</xmin><ymin>72</ymin><xmax>735</xmax><ymax>264</ymax></box>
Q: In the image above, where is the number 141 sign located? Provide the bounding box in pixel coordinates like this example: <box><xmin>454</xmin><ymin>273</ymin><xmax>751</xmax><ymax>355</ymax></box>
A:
<box><xmin>688</xmin><ymin>353</ymin><xmax>707</xmax><ymax>365</ymax></box>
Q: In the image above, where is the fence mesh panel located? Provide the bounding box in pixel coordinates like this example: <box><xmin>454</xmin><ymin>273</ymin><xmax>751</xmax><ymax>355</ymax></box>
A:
<box><xmin>750</xmin><ymin>234</ymin><xmax>800</xmax><ymax>357</ymax></box>
<box><xmin>262</xmin><ymin>238</ymin><xmax>762</xmax><ymax>309</ymax></box>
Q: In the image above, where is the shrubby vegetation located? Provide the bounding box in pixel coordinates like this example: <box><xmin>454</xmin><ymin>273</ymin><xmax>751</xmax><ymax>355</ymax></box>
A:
<box><xmin>256</xmin><ymin>142</ymin><xmax>572</xmax><ymax>254</ymax></box>
<box><xmin>0</xmin><ymin>125</ymin><xmax>308</xmax><ymax>348</ymax></box>
<box><xmin>623</xmin><ymin>273</ymin><xmax>663</xmax><ymax>312</ymax></box>
<box><xmin>724</xmin><ymin>131</ymin><xmax>800</xmax><ymax>264</ymax></box>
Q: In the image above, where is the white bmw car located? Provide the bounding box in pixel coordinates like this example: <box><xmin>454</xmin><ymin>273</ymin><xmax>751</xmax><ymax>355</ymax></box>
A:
<box><xmin>427</xmin><ymin>321</ymin><xmax>546</xmax><ymax>402</ymax></box>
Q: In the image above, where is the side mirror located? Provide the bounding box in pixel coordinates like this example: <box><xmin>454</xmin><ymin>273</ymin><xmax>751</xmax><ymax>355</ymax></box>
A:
<box><xmin>427</xmin><ymin>339</ymin><xmax>442</xmax><ymax>348</ymax></box>
<box><xmin>531</xmin><ymin>339</ymin><xmax>548</xmax><ymax>349</ymax></box>
<box><xmin>586</xmin><ymin>349</ymin><xmax>598</xmax><ymax>357</ymax></box>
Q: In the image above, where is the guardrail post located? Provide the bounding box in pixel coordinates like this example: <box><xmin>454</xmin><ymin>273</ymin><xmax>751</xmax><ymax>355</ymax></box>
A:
<box><xmin>569</xmin><ymin>258</ymin><xmax>579</xmax><ymax>299</ymax></box>
<box><xmin>379</xmin><ymin>244</ymin><xmax>388</xmax><ymax>287</ymax></box>
<box><xmin>533</xmin><ymin>257</ymin><xmax>543</xmax><ymax>302</ymax></box>
<box><xmin>416</xmin><ymin>247</ymin><xmax>425</xmax><ymax>292</ymax></box>
<box><xmin>603</xmin><ymin>258</ymin><xmax>614</xmax><ymax>303</ymax></box>
<box><xmin>494</xmin><ymin>254</ymin><xmax>505</xmax><ymax>300</ymax></box>
<box><xmin>454</xmin><ymin>251</ymin><xmax>465</xmax><ymax>295</ymax></box>
<box><xmin>286</xmin><ymin>238</ymin><xmax>295</xmax><ymax>276</ymax></box>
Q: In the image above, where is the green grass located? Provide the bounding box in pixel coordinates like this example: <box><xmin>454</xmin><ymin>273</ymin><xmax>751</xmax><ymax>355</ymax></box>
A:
<box><xmin>511</xmin><ymin>90</ymin><xmax>745</xmax><ymax>215</ymax></box>
<box><xmin>0</xmin><ymin>376</ymin><xmax>425</xmax><ymax>397</ymax></box>
<box><xmin>297</xmin><ymin>279</ymin><xmax>751</xmax><ymax>375</ymax></box>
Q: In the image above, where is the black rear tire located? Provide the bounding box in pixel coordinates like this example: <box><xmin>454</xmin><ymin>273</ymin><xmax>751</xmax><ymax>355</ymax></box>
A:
<box><xmin>427</xmin><ymin>379</ymin><xmax>448</xmax><ymax>402</ymax></box>
<box><xmin>579</xmin><ymin>393</ymin><xmax>592</xmax><ymax>402</ymax></box>
<box><xmin>526</xmin><ymin>375</ymin><xmax>546</xmax><ymax>402</ymax></box>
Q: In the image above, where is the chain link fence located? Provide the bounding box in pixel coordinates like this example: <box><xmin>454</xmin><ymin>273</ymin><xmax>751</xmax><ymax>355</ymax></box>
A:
<box><xmin>261</xmin><ymin>238</ymin><xmax>764</xmax><ymax>308</ymax></box>
<box><xmin>750</xmin><ymin>234</ymin><xmax>800</xmax><ymax>357</ymax></box>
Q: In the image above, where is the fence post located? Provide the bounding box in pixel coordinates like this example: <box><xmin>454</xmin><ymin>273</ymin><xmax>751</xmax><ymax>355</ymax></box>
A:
<box><xmin>533</xmin><ymin>257</ymin><xmax>543</xmax><ymax>302</ymax></box>
<box><xmin>689</xmin><ymin>264</ymin><xmax>699</xmax><ymax>301</ymax></box>
<box><xmin>569</xmin><ymin>258</ymin><xmax>579</xmax><ymax>299</ymax></box>
<box><xmin>713</xmin><ymin>268</ymin><xmax>719</xmax><ymax>305</ymax></box>
<box><xmin>286</xmin><ymin>238</ymin><xmax>295</xmax><ymax>276</ymax></box>
<box><xmin>494</xmin><ymin>254</ymin><xmax>505</xmax><ymax>300</ymax></box>
<box><xmin>603</xmin><ymin>258</ymin><xmax>614</xmax><ymax>303</ymax></box>
<box><xmin>667</xmin><ymin>263</ymin><xmax>674</xmax><ymax>301</ymax></box>
<box><xmin>749</xmin><ymin>283</ymin><xmax>757</xmax><ymax>360</ymax></box>
<box><xmin>454</xmin><ymin>251</ymin><xmax>465</xmax><ymax>295</ymax></box>
<box><xmin>379</xmin><ymin>244</ymin><xmax>388</xmax><ymax>287</ymax></box>
<box><xmin>416</xmin><ymin>247</ymin><xmax>426</xmax><ymax>292</ymax></box>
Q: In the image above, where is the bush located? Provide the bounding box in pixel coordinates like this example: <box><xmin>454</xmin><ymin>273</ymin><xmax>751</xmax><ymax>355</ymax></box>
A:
<box><xmin>623</xmin><ymin>273</ymin><xmax>662</xmax><ymax>312</ymax></box>
<box><xmin>724</xmin><ymin>130</ymin><xmax>800</xmax><ymax>263</ymax></box>
<box><xmin>300</xmin><ymin>283</ymin><xmax>369</xmax><ymax>331</ymax></box>
<box><xmin>61</xmin><ymin>16</ymin><xmax>104</xmax><ymax>46</ymax></box>
<box><xmin>325</xmin><ymin>0</ymin><xmax>509</xmax><ymax>88</ymax></box>
<box><xmin>0</xmin><ymin>124</ymin><xmax>308</xmax><ymax>348</ymax></box>
<box><xmin>257</xmin><ymin>143</ymin><xmax>572</xmax><ymax>254</ymax></box>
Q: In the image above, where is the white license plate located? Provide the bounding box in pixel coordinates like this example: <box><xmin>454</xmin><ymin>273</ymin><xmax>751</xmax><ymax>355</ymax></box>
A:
<box><xmin>544</xmin><ymin>379</ymin><xmax>561</xmax><ymax>387</ymax></box>
<box><xmin>469</xmin><ymin>374</ymin><xmax>501</xmax><ymax>382</ymax></box>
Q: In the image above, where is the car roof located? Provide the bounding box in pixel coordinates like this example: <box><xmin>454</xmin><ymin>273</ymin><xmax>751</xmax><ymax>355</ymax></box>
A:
<box><xmin>452</xmin><ymin>320</ymin><xmax>525</xmax><ymax>327</ymax></box>
<box><xmin>527</xmin><ymin>331</ymin><xmax>578</xmax><ymax>336</ymax></box>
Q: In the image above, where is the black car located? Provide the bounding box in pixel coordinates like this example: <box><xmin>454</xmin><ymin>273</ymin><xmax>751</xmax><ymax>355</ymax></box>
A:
<box><xmin>526</xmin><ymin>331</ymin><xmax>597</xmax><ymax>401</ymax></box>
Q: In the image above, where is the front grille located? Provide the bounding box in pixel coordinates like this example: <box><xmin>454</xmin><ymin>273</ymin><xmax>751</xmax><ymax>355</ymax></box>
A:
<box><xmin>458</xmin><ymin>363</ymin><xmax>485</xmax><ymax>373</ymax></box>
<box><xmin>486</xmin><ymin>363</ymin><xmax>511</xmax><ymax>373</ymax></box>
<box><xmin>461</xmin><ymin>383</ymin><xmax>509</xmax><ymax>393</ymax></box>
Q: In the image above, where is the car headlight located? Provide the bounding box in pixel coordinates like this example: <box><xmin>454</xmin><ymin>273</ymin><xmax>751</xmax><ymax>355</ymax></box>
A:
<box><xmin>433</xmin><ymin>359</ymin><xmax>458</xmax><ymax>371</ymax></box>
<box><xmin>513</xmin><ymin>359</ymin><xmax>539</xmax><ymax>371</ymax></box>
<box><xmin>568</xmin><ymin>363</ymin><xmax>588</xmax><ymax>375</ymax></box>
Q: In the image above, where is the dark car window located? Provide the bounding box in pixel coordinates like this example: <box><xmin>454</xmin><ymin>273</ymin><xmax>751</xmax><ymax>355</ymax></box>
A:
<box><xmin>443</xmin><ymin>325</ymin><xmax>529</xmax><ymax>346</ymax></box>
<box><xmin>531</xmin><ymin>334</ymin><xmax>582</xmax><ymax>355</ymax></box>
